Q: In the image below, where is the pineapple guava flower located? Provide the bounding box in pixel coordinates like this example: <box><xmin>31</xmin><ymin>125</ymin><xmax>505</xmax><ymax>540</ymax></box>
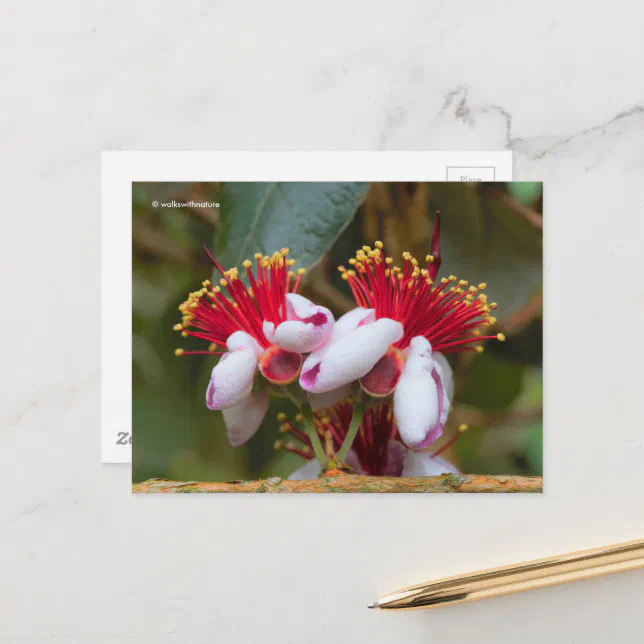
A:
<box><xmin>298</xmin><ymin>214</ymin><xmax>504</xmax><ymax>450</ymax></box>
<box><xmin>174</xmin><ymin>246</ymin><xmax>334</xmax><ymax>446</ymax></box>
<box><xmin>275</xmin><ymin>401</ymin><xmax>460</xmax><ymax>479</ymax></box>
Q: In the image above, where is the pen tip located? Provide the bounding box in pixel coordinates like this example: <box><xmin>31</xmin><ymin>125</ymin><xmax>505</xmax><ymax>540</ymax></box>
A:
<box><xmin>367</xmin><ymin>601</ymin><xmax>380</xmax><ymax>609</ymax></box>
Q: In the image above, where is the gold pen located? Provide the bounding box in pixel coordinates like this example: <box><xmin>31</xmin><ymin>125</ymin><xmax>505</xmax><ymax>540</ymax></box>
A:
<box><xmin>369</xmin><ymin>538</ymin><xmax>644</xmax><ymax>611</ymax></box>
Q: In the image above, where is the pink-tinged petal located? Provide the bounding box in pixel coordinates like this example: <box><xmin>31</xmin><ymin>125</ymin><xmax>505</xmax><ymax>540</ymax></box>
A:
<box><xmin>258</xmin><ymin>346</ymin><xmax>303</xmax><ymax>384</ymax></box>
<box><xmin>393</xmin><ymin>336</ymin><xmax>446</xmax><ymax>449</ymax></box>
<box><xmin>288</xmin><ymin>458</ymin><xmax>323</xmax><ymax>480</ymax></box>
<box><xmin>299</xmin><ymin>318</ymin><xmax>403</xmax><ymax>393</ymax></box>
<box><xmin>360</xmin><ymin>347</ymin><xmax>405</xmax><ymax>397</ymax></box>
<box><xmin>332</xmin><ymin>307</ymin><xmax>376</xmax><ymax>341</ymax></box>
<box><xmin>297</xmin><ymin>309</ymin><xmax>376</xmax><ymax>384</ymax></box>
<box><xmin>308</xmin><ymin>383</ymin><xmax>353</xmax><ymax>411</ymax></box>
<box><xmin>206</xmin><ymin>349</ymin><xmax>258</xmax><ymax>410</ymax></box>
<box><xmin>401</xmin><ymin>451</ymin><xmax>460</xmax><ymax>477</ymax></box>
<box><xmin>269</xmin><ymin>293</ymin><xmax>334</xmax><ymax>353</ymax></box>
<box><xmin>222</xmin><ymin>390</ymin><xmax>269</xmax><ymax>447</ymax></box>
<box><xmin>226</xmin><ymin>330</ymin><xmax>263</xmax><ymax>357</ymax></box>
<box><xmin>432</xmin><ymin>352</ymin><xmax>454</xmax><ymax>401</ymax></box>
<box><xmin>264</xmin><ymin>295</ymin><xmax>334</xmax><ymax>354</ymax></box>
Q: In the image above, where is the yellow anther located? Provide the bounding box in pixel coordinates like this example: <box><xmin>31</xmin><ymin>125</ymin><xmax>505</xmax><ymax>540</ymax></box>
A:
<box><xmin>219</xmin><ymin>278</ymin><xmax>227</xmax><ymax>287</ymax></box>
<box><xmin>213</xmin><ymin>286</ymin><xmax>221</xmax><ymax>293</ymax></box>
<box><xmin>347</xmin><ymin>270</ymin><xmax>356</xmax><ymax>277</ymax></box>
<box><xmin>338</xmin><ymin>265</ymin><xmax>346</xmax><ymax>272</ymax></box>
<box><xmin>458</xmin><ymin>424</ymin><xmax>469</xmax><ymax>432</ymax></box>
<box><xmin>497</xmin><ymin>333</ymin><xmax>506</xmax><ymax>341</ymax></box>
<box><xmin>385</xmin><ymin>257</ymin><xmax>393</xmax><ymax>264</ymax></box>
<box><xmin>449</xmin><ymin>275</ymin><xmax>457</xmax><ymax>282</ymax></box>
<box><xmin>348</xmin><ymin>258</ymin><xmax>357</xmax><ymax>265</ymax></box>
<box><xmin>441</xmin><ymin>277</ymin><xmax>449</xmax><ymax>284</ymax></box>
<box><xmin>459</xmin><ymin>280</ymin><xmax>468</xmax><ymax>287</ymax></box>
<box><xmin>487</xmin><ymin>316</ymin><xmax>497</xmax><ymax>325</ymax></box>
<box><xmin>189</xmin><ymin>302</ymin><xmax>198</xmax><ymax>309</ymax></box>
<box><xmin>181</xmin><ymin>331</ymin><xmax>188</xmax><ymax>337</ymax></box>
<box><xmin>375</xmin><ymin>240</ymin><xmax>384</xmax><ymax>249</ymax></box>
<box><xmin>281</xmin><ymin>247</ymin><xmax>289</xmax><ymax>256</ymax></box>
<box><xmin>466</xmin><ymin>294</ymin><xmax>474</xmax><ymax>301</ymax></box>
<box><xmin>341</xmin><ymin>273</ymin><xmax>349</xmax><ymax>280</ymax></box>
<box><xmin>202</xmin><ymin>280</ymin><xmax>211</xmax><ymax>287</ymax></box>
<box><xmin>426</xmin><ymin>255</ymin><xmax>434</xmax><ymax>263</ymax></box>
<box><xmin>362</xmin><ymin>245</ymin><xmax>371</xmax><ymax>253</ymax></box>
<box><xmin>242</xmin><ymin>260</ymin><xmax>252</xmax><ymax>269</ymax></box>
<box><xmin>295</xmin><ymin>413</ymin><xmax>304</xmax><ymax>423</ymax></box>
<box><xmin>277</xmin><ymin>412</ymin><xmax>287</xmax><ymax>422</ymax></box>
<box><xmin>298</xmin><ymin>268</ymin><xmax>306</xmax><ymax>275</ymax></box>
<box><xmin>411</xmin><ymin>258</ymin><xmax>419</xmax><ymax>267</ymax></box>
<box><xmin>279</xmin><ymin>424</ymin><xmax>290</xmax><ymax>433</ymax></box>
<box><xmin>475</xmin><ymin>345</ymin><xmax>484</xmax><ymax>353</ymax></box>
<box><xmin>174</xmin><ymin>348</ymin><xmax>184</xmax><ymax>357</ymax></box>
<box><xmin>173</xmin><ymin>324</ymin><xmax>182</xmax><ymax>331</ymax></box>
<box><xmin>273</xmin><ymin>440</ymin><xmax>284</xmax><ymax>450</ymax></box>
<box><xmin>469</xmin><ymin>286</ymin><xmax>478</xmax><ymax>293</ymax></box>
<box><xmin>478</xmin><ymin>282</ymin><xmax>487</xmax><ymax>289</ymax></box>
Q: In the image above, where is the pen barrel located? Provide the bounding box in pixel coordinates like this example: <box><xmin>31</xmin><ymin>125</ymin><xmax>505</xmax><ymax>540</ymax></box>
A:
<box><xmin>379</xmin><ymin>539</ymin><xmax>644</xmax><ymax>610</ymax></box>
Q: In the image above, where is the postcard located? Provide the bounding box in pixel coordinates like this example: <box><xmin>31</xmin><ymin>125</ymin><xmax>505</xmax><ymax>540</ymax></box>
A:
<box><xmin>123</xmin><ymin>176</ymin><xmax>541</xmax><ymax>493</ymax></box>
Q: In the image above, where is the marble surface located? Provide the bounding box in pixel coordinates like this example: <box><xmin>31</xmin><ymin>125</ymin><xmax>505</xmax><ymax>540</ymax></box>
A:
<box><xmin>3</xmin><ymin>1</ymin><xmax>644</xmax><ymax>642</ymax></box>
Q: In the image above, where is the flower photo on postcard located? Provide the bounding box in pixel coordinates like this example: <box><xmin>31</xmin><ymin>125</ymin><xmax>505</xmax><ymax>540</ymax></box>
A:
<box><xmin>132</xmin><ymin>181</ymin><xmax>543</xmax><ymax>493</ymax></box>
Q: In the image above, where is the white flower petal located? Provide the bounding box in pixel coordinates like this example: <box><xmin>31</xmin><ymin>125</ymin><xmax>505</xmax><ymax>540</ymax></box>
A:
<box><xmin>222</xmin><ymin>390</ymin><xmax>269</xmax><ymax>447</ymax></box>
<box><xmin>288</xmin><ymin>459</ymin><xmax>322</xmax><ymax>480</ymax></box>
<box><xmin>263</xmin><ymin>294</ymin><xmax>334</xmax><ymax>354</ymax></box>
<box><xmin>205</xmin><ymin>349</ymin><xmax>258</xmax><ymax>410</ymax></box>
<box><xmin>394</xmin><ymin>336</ymin><xmax>445</xmax><ymax>449</ymax></box>
<box><xmin>307</xmin><ymin>383</ymin><xmax>353</xmax><ymax>411</ymax></box>
<box><xmin>332</xmin><ymin>307</ymin><xmax>376</xmax><ymax>342</ymax></box>
<box><xmin>432</xmin><ymin>352</ymin><xmax>454</xmax><ymax>402</ymax></box>
<box><xmin>262</xmin><ymin>321</ymin><xmax>277</xmax><ymax>345</ymax></box>
<box><xmin>226</xmin><ymin>330</ymin><xmax>263</xmax><ymax>357</ymax></box>
<box><xmin>299</xmin><ymin>318</ymin><xmax>403</xmax><ymax>393</ymax></box>
<box><xmin>401</xmin><ymin>451</ymin><xmax>460</xmax><ymax>477</ymax></box>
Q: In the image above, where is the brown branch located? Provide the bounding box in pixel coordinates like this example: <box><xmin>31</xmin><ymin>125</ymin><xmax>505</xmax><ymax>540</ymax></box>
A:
<box><xmin>498</xmin><ymin>291</ymin><xmax>543</xmax><ymax>335</ymax></box>
<box><xmin>499</xmin><ymin>193</ymin><xmax>543</xmax><ymax>231</ymax></box>
<box><xmin>133</xmin><ymin>473</ymin><xmax>542</xmax><ymax>494</ymax></box>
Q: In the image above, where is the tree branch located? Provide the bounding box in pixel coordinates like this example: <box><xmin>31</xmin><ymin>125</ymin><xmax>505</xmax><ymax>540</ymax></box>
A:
<box><xmin>133</xmin><ymin>473</ymin><xmax>542</xmax><ymax>494</ymax></box>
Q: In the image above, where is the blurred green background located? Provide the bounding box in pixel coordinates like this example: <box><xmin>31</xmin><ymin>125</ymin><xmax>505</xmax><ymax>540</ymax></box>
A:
<box><xmin>132</xmin><ymin>181</ymin><xmax>543</xmax><ymax>483</ymax></box>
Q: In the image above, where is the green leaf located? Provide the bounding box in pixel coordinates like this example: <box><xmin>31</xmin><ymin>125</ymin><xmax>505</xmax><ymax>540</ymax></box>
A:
<box><xmin>507</xmin><ymin>181</ymin><xmax>542</xmax><ymax>206</ymax></box>
<box><xmin>216</xmin><ymin>182</ymin><xmax>369</xmax><ymax>269</ymax></box>
<box><xmin>430</xmin><ymin>183</ymin><xmax>542</xmax><ymax>318</ymax></box>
